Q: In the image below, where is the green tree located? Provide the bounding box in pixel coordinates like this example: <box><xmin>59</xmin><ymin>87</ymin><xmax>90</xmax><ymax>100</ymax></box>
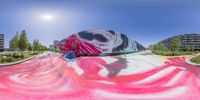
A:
<box><xmin>41</xmin><ymin>45</ymin><xmax>47</xmax><ymax>51</ymax></box>
<box><xmin>27</xmin><ymin>43</ymin><xmax>32</xmax><ymax>51</ymax></box>
<box><xmin>148</xmin><ymin>45</ymin><xmax>154</xmax><ymax>50</ymax></box>
<box><xmin>32</xmin><ymin>39</ymin><xmax>46</xmax><ymax>51</ymax></box>
<box><xmin>191</xmin><ymin>46</ymin><xmax>195</xmax><ymax>52</ymax></box>
<box><xmin>151</xmin><ymin>42</ymin><xmax>167</xmax><ymax>51</ymax></box>
<box><xmin>158</xmin><ymin>42</ymin><xmax>167</xmax><ymax>51</ymax></box>
<box><xmin>43</xmin><ymin>45</ymin><xmax>47</xmax><ymax>50</ymax></box>
<box><xmin>185</xmin><ymin>45</ymin><xmax>190</xmax><ymax>51</ymax></box>
<box><xmin>19</xmin><ymin>30</ymin><xmax>28</xmax><ymax>51</ymax></box>
<box><xmin>170</xmin><ymin>37</ymin><xmax>180</xmax><ymax>51</ymax></box>
<box><xmin>33</xmin><ymin>39</ymin><xmax>39</xmax><ymax>51</ymax></box>
<box><xmin>191</xmin><ymin>42</ymin><xmax>195</xmax><ymax>51</ymax></box>
<box><xmin>9</xmin><ymin>32</ymin><xmax>19</xmax><ymax>51</ymax></box>
<box><xmin>152</xmin><ymin>44</ymin><xmax>159</xmax><ymax>51</ymax></box>
<box><xmin>54</xmin><ymin>47</ymin><xmax>60</xmax><ymax>52</ymax></box>
<box><xmin>39</xmin><ymin>44</ymin><xmax>47</xmax><ymax>51</ymax></box>
<box><xmin>38</xmin><ymin>43</ymin><xmax>43</xmax><ymax>51</ymax></box>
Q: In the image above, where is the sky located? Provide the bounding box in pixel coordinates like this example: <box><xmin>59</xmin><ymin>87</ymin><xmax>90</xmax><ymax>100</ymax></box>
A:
<box><xmin>1</xmin><ymin>0</ymin><xmax>200</xmax><ymax>48</ymax></box>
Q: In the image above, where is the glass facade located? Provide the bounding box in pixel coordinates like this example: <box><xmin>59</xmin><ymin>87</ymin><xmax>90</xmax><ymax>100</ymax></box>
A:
<box><xmin>161</xmin><ymin>34</ymin><xmax>200</xmax><ymax>50</ymax></box>
<box><xmin>0</xmin><ymin>34</ymin><xmax>4</xmax><ymax>52</ymax></box>
<box><xmin>180</xmin><ymin>34</ymin><xmax>200</xmax><ymax>50</ymax></box>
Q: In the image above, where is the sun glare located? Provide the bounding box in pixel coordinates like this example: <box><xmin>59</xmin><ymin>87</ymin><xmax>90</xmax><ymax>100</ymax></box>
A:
<box><xmin>41</xmin><ymin>14</ymin><xmax>54</xmax><ymax>21</ymax></box>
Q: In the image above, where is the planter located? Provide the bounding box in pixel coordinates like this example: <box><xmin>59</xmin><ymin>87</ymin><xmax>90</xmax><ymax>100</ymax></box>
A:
<box><xmin>0</xmin><ymin>54</ymin><xmax>39</xmax><ymax>66</ymax></box>
<box><xmin>185</xmin><ymin>55</ymin><xmax>200</xmax><ymax>67</ymax></box>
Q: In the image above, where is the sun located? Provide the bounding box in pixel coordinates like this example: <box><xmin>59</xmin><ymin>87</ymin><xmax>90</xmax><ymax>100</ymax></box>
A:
<box><xmin>41</xmin><ymin>14</ymin><xmax>54</xmax><ymax>21</ymax></box>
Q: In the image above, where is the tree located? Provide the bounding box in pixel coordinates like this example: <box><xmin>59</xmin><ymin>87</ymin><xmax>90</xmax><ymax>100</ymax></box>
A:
<box><xmin>191</xmin><ymin>46</ymin><xmax>195</xmax><ymax>52</ymax></box>
<box><xmin>170</xmin><ymin>37</ymin><xmax>180</xmax><ymax>51</ymax></box>
<box><xmin>152</xmin><ymin>44</ymin><xmax>159</xmax><ymax>51</ymax></box>
<box><xmin>18</xmin><ymin>30</ymin><xmax>28</xmax><ymax>51</ymax></box>
<box><xmin>185</xmin><ymin>45</ymin><xmax>190</xmax><ymax>51</ymax></box>
<box><xmin>32</xmin><ymin>39</ymin><xmax>46</xmax><ymax>51</ymax></box>
<box><xmin>157</xmin><ymin>42</ymin><xmax>167</xmax><ymax>51</ymax></box>
<box><xmin>33</xmin><ymin>39</ymin><xmax>39</xmax><ymax>51</ymax></box>
<box><xmin>9</xmin><ymin>32</ymin><xmax>19</xmax><ymax>51</ymax></box>
<box><xmin>38</xmin><ymin>43</ymin><xmax>44</xmax><ymax>51</ymax></box>
<box><xmin>42</xmin><ymin>45</ymin><xmax>47</xmax><ymax>51</ymax></box>
<box><xmin>43</xmin><ymin>46</ymin><xmax>48</xmax><ymax>50</ymax></box>
<box><xmin>27</xmin><ymin>43</ymin><xmax>32</xmax><ymax>51</ymax></box>
<box><xmin>190</xmin><ymin>42</ymin><xmax>195</xmax><ymax>51</ymax></box>
<box><xmin>53</xmin><ymin>47</ymin><xmax>60</xmax><ymax>52</ymax></box>
<box><xmin>38</xmin><ymin>44</ymin><xmax>47</xmax><ymax>51</ymax></box>
<box><xmin>152</xmin><ymin>42</ymin><xmax>167</xmax><ymax>51</ymax></box>
<box><xmin>148</xmin><ymin>45</ymin><xmax>154</xmax><ymax>50</ymax></box>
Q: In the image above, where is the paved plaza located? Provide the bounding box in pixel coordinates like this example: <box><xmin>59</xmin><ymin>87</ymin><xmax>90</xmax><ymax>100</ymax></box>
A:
<box><xmin>0</xmin><ymin>51</ymin><xmax>199</xmax><ymax>100</ymax></box>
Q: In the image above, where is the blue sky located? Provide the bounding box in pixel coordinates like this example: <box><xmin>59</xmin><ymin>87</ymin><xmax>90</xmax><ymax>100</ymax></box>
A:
<box><xmin>1</xmin><ymin>0</ymin><xmax>200</xmax><ymax>48</ymax></box>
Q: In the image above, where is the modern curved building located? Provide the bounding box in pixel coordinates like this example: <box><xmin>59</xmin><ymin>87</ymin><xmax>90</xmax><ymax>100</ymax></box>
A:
<box><xmin>0</xmin><ymin>34</ymin><xmax>4</xmax><ymax>52</ymax></box>
<box><xmin>160</xmin><ymin>34</ymin><xmax>200</xmax><ymax>50</ymax></box>
<box><xmin>54</xmin><ymin>29</ymin><xmax>145</xmax><ymax>57</ymax></box>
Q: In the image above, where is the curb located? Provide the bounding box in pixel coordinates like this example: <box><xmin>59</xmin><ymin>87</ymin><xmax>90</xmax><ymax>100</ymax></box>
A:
<box><xmin>0</xmin><ymin>54</ymin><xmax>40</xmax><ymax>67</ymax></box>
<box><xmin>185</xmin><ymin>55</ymin><xmax>200</xmax><ymax>67</ymax></box>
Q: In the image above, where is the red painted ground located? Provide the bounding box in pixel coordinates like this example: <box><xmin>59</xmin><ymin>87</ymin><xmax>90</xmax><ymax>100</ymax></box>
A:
<box><xmin>0</xmin><ymin>52</ymin><xmax>200</xmax><ymax>100</ymax></box>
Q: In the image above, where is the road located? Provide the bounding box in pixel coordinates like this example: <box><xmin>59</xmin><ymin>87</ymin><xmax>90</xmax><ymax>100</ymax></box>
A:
<box><xmin>0</xmin><ymin>51</ymin><xmax>200</xmax><ymax>100</ymax></box>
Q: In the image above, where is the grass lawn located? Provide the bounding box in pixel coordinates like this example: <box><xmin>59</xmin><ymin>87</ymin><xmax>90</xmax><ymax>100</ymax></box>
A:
<box><xmin>190</xmin><ymin>55</ymin><xmax>200</xmax><ymax>64</ymax></box>
<box><xmin>0</xmin><ymin>51</ymin><xmax>42</xmax><ymax>64</ymax></box>
<box><xmin>152</xmin><ymin>50</ymin><xmax>196</xmax><ymax>56</ymax></box>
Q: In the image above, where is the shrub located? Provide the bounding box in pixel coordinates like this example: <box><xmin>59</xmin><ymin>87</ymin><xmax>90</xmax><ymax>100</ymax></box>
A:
<box><xmin>12</xmin><ymin>53</ymin><xmax>20</xmax><ymax>58</ymax></box>
<box><xmin>20</xmin><ymin>53</ymin><xmax>24</xmax><ymax>58</ymax></box>
<box><xmin>152</xmin><ymin>50</ymin><xmax>193</xmax><ymax>56</ymax></box>
<box><xmin>190</xmin><ymin>55</ymin><xmax>200</xmax><ymax>64</ymax></box>
<box><xmin>1</xmin><ymin>58</ymin><xmax>5</xmax><ymax>63</ymax></box>
<box><xmin>0</xmin><ymin>51</ymin><xmax>42</xmax><ymax>64</ymax></box>
<box><xmin>6</xmin><ymin>57</ymin><xmax>14</xmax><ymax>63</ymax></box>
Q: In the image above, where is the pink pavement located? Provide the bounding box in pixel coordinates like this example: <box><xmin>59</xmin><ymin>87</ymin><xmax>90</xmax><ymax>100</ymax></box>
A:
<box><xmin>0</xmin><ymin>53</ymin><xmax>200</xmax><ymax>100</ymax></box>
